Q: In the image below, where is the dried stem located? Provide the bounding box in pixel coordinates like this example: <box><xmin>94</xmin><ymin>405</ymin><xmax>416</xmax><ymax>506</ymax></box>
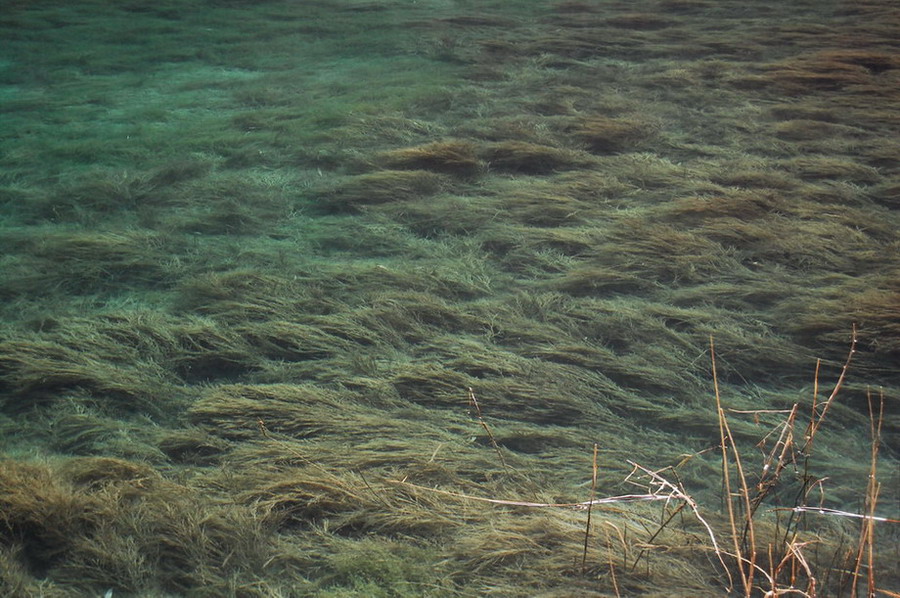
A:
<box><xmin>711</xmin><ymin>335</ymin><xmax>756</xmax><ymax>595</ymax></box>
<box><xmin>582</xmin><ymin>443</ymin><xmax>599</xmax><ymax>574</ymax></box>
<box><xmin>467</xmin><ymin>386</ymin><xmax>508</xmax><ymax>469</ymax></box>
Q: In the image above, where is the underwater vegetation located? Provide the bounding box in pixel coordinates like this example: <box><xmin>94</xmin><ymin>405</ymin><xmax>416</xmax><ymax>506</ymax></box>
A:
<box><xmin>1</xmin><ymin>0</ymin><xmax>898</xmax><ymax>596</ymax></box>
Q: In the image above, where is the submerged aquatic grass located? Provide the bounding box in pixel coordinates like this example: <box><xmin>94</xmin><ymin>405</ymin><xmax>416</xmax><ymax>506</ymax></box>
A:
<box><xmin>1</xmin><ymin>0</ymin><xmax>898</xmax><ymax>595</ymax></box>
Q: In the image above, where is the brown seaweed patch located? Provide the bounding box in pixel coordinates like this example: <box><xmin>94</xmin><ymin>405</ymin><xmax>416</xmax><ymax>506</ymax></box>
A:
<box><xmin>592</xmin><ymin>221</ymin><xmax>733</xmax><ymax>284</ymax></box>
<box><xmin>553</xmin><ymin>170</ymin><xmax>631</xmax><ymax>201</ymax></box>
<box><xmin>658</xmin><ymin>0</ymin><xmax>711</xmax><ymax>11</ymax></box>
<box><xmin>87</xmin><ymin>311</ymin><xmax>259</xmax><ymax>383</ymax></box>
<box><xmin>748</xmin><ymin>51</ymin><xmax>892</xmax><ymax>93</ymax></box>
<box><xmin>606</xmin><ymin>153</ymin><xmax>695</xmax><ymax>190</ymax></box>
<box><xmin>391</xmin><ymin>363</ymin><xmax>474</xmax><ymax>407</ymax></box>
<box><xmin>477</xmin><ymin>38</ymin><xmax>525</xmax><ymax>58</ymax></box>
<box><xmin>433</xmin><ymin>15</ymin><xmax>515</xmax><ymax>27</ymax></box>
<box><xmin>493</xmin><ymin>428</ymin><xmax>582</xmax><ymax>454</ymax></box>
<box><xmin>169</xmin><ymin>319</ymin><xmax>260</xmax><ymax>382</ymax></box>
<box><xmin>784</xmin><ymin>275</ymin><xmax>900</xmax><ymax>363</ymax></box>
<box><xmin>374</xmin><ymin>140</ymin><xmax>483</xmax><ymax>177</ymax></box>
<box><xmin>779</xmin><ymin>156</ymin><xmax>880</xmax><ymax>184</ymax></box>
<box><xmin>480</xmin><ymin>141</ymin><xmax>593</xmax><ymax>174</ymax></box>
<box><xmin>376</xmin><ymin>193</ymin><xmax>498</xmax><ymax>237</ymax></box>
<box><xmin>1</xmin><ymin>230</ymin><xmax>173</xmax><ymax>295</ymax></box>
<box><xmin>498</xmin><ymin>190</ymin><xmax>593</xmax><ymax>227</ymax></box>
<box><xmin>478</xmin><ymin>377</ymin><xmax>611</xmax><ymax>427</ymax></box>
<box><xmin>709</xmin><ymin>167</ymin><xmax>798</xmax><ymax>189</ymax></box>
<box><xmin>0</xmin><ymin>310</ymin><xmax>259</xmax><ymax>408</ymax></box>
<box><xmin>551</xmin><ymin>1</ymin><xmax>599</xmax><ymax>13</ymax></box>
<box><xmin>147</xmin><ymin>157</ymin><xmax>213</xmax><ymax>187</ymax></box>
<box><xmin>318</xmin><ymin>170</ymin><xmax>447</xmax><ymax>211</ymax></box>
<box><xmin>159</xmin><ymin>170</ymin><xmax>298</xmax><ymax>233</ymax></box>
<box><xmin>869</xmin><ymin>181</ymin><xmax>900</xmax><ymax>209</ymax></box>
<box><xmin>852</xmin><ymin>282</ymin><xmax>900</xmax><ymax>359</ymax></box>
<box><xmin>769</xmin><ymin>104</ymin><xmax>841</xmax><ymax>123</ymax></box>
<box><xmin>484</xmin><ymin>225</ymin><xmax>603</xmax><ymax>259</ymax></box>
<box><xmin>0</xmin><ymin>457</ymin><xmax>272</xmax><ymax>595</ymax></box>
<box><xmin>0</xmin><ymin>460</ymin><xmax>113</xmax><ymax>574</ymax></box>
<box><xmin>50</xmin><ymin>413</ymin><xmax>122</xmax><ymax>455</ymax></box>
<box><xmin>858</xmin><ymin>141</ymin><xmax>900</xmax><ymax>170</ymax></box>
<box><xmin>605</xmin><ymin>13</ymin><xmax>678</xmax><ymax>30</ymax></box>
<box><xmin>175</xmin><ymin>271</ymin><xmax>330</xmax><ymax>322</ymax></box>
<box><xmin>157</xmin><ymin>428</ymin><xmax>232</xmax><ymax>465</ymax></box>
<box><xmin>0</xmin><ymin>339</ymin><xmax>173</xmax><ymax>414</ymax></box>
<box><xmin>572</xmin><ymin>117</ymin><xmax>656</xmax><ymax>154</ymax></box>
<box><xmin>188</xmin><ymin>383</ymin><xmax>367</xmax><ymax>440</ymax></box>
<box><xmin>415</xmin><ymin>336</ymin><xmax>528</xmax><ymax>380</ymax></box>
<box><xmin>241</xmin><ymin>468</ymin><xmax>378</xmax><ymax>530</ymax></box>
<box><xmin>813</xmin><ymin>49</ymin><xmax>900</xmax><ymax>75</ymax></box>
<box><xmin>662</xmin><ymin>190</ymin><xmax>784</xmax><ymax>221</ymax></box>
<box><xmin>773</xmin><ymin>119</ymin><xmax>858</xmax><ymax>141</ymax></box>
<box><xmin>357</xmin><ymin>291</ymin><xmax>486</xmax><ymax>343</ymax></box>
<box><xmin>326</xmin><ymin>114</ymin><xmax>445</xmax><ymax>149</ymax></box>
<box><xmin>699</xmin><ymin>216</ymin><xmax>879</xmax><ymax>273</ymax></box>
<box><xmin>643</xmin><ymin>66</ymin><xmax>702</xmax><ymax>90</ymax></box>
<box><xmin>520</xmin><ymin>343</ymin><xmax>691</xmax><ymax>394</ymax></box>
<box><xmin>236</xmin><ymin>321</ymin><xmax>350</xmax><ymax>362</ymax></box>
<box><xmin>35</xmin><ymin>169</ymin><xmax>159</xmax><ymax>220</ymax></box>
<box><xmin>525</xmin><ymin>227</ymin><xmax>605</xmax><ymax>255</ymax></box>
<box><xmin>526</xmin><ymin>34</ymin><xmax>609</xmax><ymax>59</ymax></box>
<box><xmin>448</xmin><ymin>514</ymin><xmax>583</xmax><ymax>576</ymax></box>
<box><xmin>240</xmin><ymin>467</ymin><xmax>456</xmax><ymax>535</ymax></box>
<box><xmin>59</xmin><ymin>457</ymin><xmax>156</xmax><ymax>490</ymax></box>
<box><xmin>542</xmin><ymin>266</ymin><xmax>654</xmax><ymax>295</ymax></box>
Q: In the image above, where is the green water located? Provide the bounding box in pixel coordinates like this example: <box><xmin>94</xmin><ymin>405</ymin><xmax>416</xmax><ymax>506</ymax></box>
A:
<box><xmin>1</xmin><ymin>1</ymin><xmax>898</xmax><ymax>596</ymax></box>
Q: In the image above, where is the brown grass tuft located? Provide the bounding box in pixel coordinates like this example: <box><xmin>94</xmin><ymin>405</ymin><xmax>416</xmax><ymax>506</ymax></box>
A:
<box><xmin>542</xmin><ymin>266</ymin><xmax>654</xmax><ymax>296</ymax></box>
<box><xmin>374</xmin><ymin>140</ymin><xmax>483</xmax><ymax>177</ymax></box>
<box><xmin>0</xmin><ymin>339</ymin><xmax>172</xmax><ymax>414</ymax></box>
<box><xmin>498</xmin><ymin>189</ymin><xmax>593</xmax><ymax>227</ymax></box>
<box><xmin>572</xmin><ymin>117</ymin><xmax>656</xmax><ymax>154</ymax></box>
<box><xmin>188</xmin><ymin>383</ymin><xmax>368</xmax><ymax>440</ymax></box>
<box><xmin>0</xmin><ymin>459</ymin><xmax>124</xmax><ymax>578</ymax></box>
<box><xmin>605</xmin><ymin>13</ymin><xmax>678</xmax><ymax>30</ymax></box>
<box><xmin>780</xmin><ymin>156</ymin><xmax>880</xmax><ymax>184</ymax></box>
<box><xmin>773</xmin><ymin>119</ymin><xmax>856</xmax><ymax>141</ymax></box>
<box><xmin>480</xmin><ymin>141</ymin><xmax>593</xmax><ymax>174</ymax></box>
<box><xmin>746</xmin><ymin>50</ymin><xmax>896</xmax><ymax>93</ymax></box>
<box><xmin>318</xmin><ymin>170</ymin><xmax>447</xmax><ymax>211</ymax></box>
<box><xmin>551</xmin><ymin>1</ymin><xmax>598</xmax><ymax>13</ymax></box>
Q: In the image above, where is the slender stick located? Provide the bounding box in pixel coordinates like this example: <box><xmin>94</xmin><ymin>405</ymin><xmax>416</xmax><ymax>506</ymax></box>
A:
<box><xmin>582</xmin><ymin>443</ymin><xmax>599</xmax><ymax>574</ymax></box>
<box><xmin>866</xmin><ymin>390</ymin><xmax>884</xmax><ymax>596</ymax></box>
<box><xmin>711</xmin><ymin>336</ymin><xmax>749</xmax><ymax>595</ymax></box>
<box><xmin>392</xmin><ymin>478</ymin><xmax>672</xmax><ymax>508</ymax></box>
<box><xmin>468</xmin><ymin>387</ymin><xmax>507</xmax><ymax>469</ymax></box>
<box><xmin>605</xmin><ymin>525</ymin><xmax>621</xmax><ymax>598</ymax></box>
<box><xmin>803</xmin><ymin>324</ymin><xmax>857</xmax><ymax>453</ymax></box>
<box><xmin>851</xmin><ymin>388</ymin><xmax>884</xmax><ymax>597</ymax></box>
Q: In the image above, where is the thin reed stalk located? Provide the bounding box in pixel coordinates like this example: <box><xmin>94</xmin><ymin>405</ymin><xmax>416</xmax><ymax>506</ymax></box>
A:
<box><xmin>581</xmin><ymin>443</ymin><xmax>599</xmax><ymax>574</ymax></box>
<box><xmin>468</xmin><ymin>386</ymin><xmax>508</xmax><ymax>469</ymax></box>
<box><xmin>711</xmin><ymin>335</ymin><xmax>756</xmax><ymax>595</ymax></box>
<box><xmin>849</xmin><ymin>389</ymin><xmax>884</xmax><ymax>598</ymax></box>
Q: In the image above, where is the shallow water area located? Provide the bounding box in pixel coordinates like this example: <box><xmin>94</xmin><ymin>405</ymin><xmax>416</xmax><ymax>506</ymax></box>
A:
<box><xmin>1</xmin><ymin>0</ymin><xmax>898</xmax><ymax>596</ymax></box>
